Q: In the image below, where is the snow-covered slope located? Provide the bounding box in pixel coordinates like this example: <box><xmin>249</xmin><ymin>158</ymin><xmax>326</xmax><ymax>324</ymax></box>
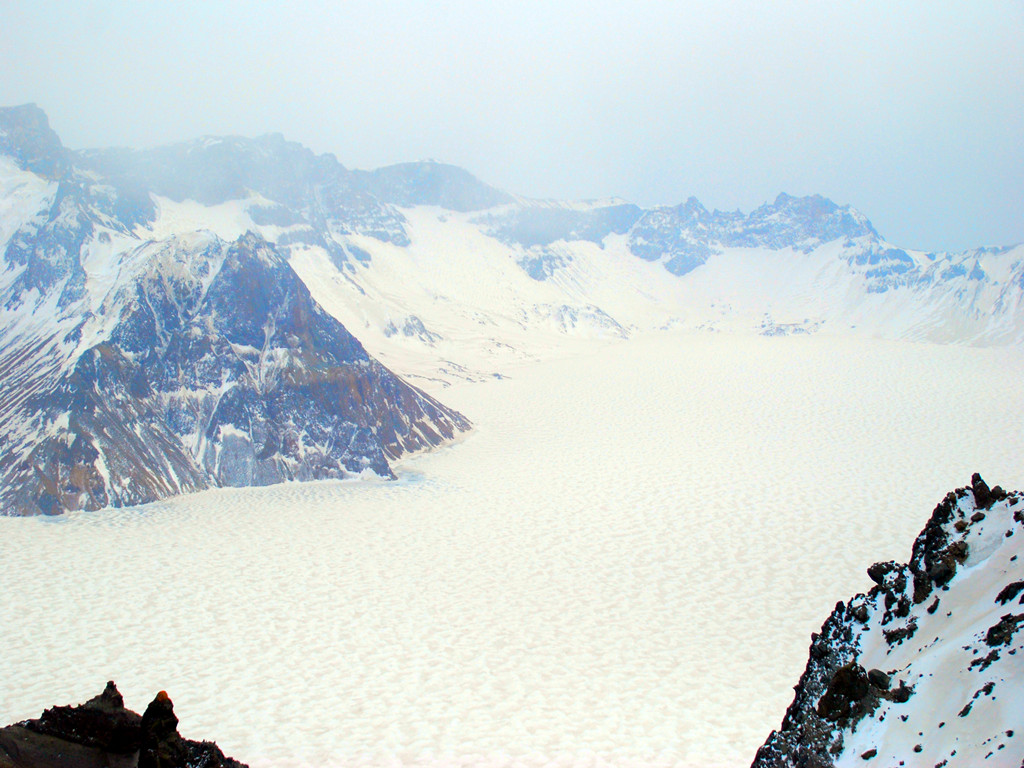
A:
<box><xmin>753</xmin><ymin>474</ymin><xmax>1024</xmax><ymax>768</ymax></box>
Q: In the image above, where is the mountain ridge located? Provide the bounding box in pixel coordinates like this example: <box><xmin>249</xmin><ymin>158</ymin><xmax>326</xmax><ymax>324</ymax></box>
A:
<box><xmin>3</xmin><ymin>102</ymin><xmax>1024</xmax><ymax>511</ymax></box>
<box><xmin>5</xmin><ymin>102</ymin><xmax>1023</xmax><ymax>367</ymax></box>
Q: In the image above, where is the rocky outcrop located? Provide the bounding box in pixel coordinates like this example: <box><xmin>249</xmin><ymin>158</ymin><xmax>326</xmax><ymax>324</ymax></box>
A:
<box><xmin>752</xmin><ymin>475</ymin><xmax>1023</xmax><ymax>768</ymax></box>
<box><xmin>0</xmin><ymin>104</ymin><xmax>68</xmax><ymax>179</ymax></box>
<box><xmin>0</xmin><ymin>683</ymin><xmax>244</xmax><ymax>768</ymax></box>
<box><xmin>0</xmin><ymin>230</ymin><xmax>470</xmax><ymax>516</ymax></box>
<box><xmin>627</xmin><ymin>193</ymin><xmax>884</xmax><ymax>278</ymax></box>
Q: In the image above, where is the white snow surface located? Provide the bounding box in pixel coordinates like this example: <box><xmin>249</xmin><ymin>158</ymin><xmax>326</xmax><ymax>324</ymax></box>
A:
<box><xmin>0</xmin><ymin>157</ymin><xmax>55</xmax><ymax>258</ymax></box>
<box><xmin>2</xmin><ymin>333</ymin><xmax>1023</xmax><ymax>768</ymax></box>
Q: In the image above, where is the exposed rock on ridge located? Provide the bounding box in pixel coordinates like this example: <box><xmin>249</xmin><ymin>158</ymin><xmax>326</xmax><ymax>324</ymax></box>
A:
<box><xmin>0</xmin><ymin>104</ymin><xmax>68</xmax><ymax>178</ymax></box>
<box><xmin>752</xmin><ymin>475</ymin><xmax>1023</xmax><ymax>768</ymax></box>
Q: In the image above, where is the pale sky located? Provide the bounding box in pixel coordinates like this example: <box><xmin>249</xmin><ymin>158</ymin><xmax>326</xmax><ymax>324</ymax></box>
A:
<box><xmin>2</xmin><ymin>0</ymin><xmax>1021</xmax><ymax>251</ymax></box>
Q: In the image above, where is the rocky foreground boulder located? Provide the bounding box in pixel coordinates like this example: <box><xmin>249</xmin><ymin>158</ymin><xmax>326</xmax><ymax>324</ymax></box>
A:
<box><xmin>752</xmin><ymin>474</ymin><xmax>1024</xmax><ymax>768</ymax></box>
<box><xmin>0</xmin><ymin>683</ymin><xmax>245</xmax><ymax>768</ymax></box>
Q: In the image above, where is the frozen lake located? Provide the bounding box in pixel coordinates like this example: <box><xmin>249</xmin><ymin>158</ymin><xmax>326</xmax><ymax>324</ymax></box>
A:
<box><xmin>2</xmin><ymin>332</ymin><xmax>1023</xmax><ymax>768</ymax></box>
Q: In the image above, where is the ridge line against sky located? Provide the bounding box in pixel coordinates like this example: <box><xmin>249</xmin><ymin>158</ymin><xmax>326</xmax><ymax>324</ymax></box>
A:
<box><xmin>2</xmin><ymin>0</ymin><xmax>1022</xmax><ymax>253</ymax></box>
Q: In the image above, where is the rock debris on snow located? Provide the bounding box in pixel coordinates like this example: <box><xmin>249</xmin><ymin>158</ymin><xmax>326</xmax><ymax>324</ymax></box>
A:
<box><xmin>752</xmin><ymin>475</ymin><xmax>1024</xmax><ymax>768</ymax></box>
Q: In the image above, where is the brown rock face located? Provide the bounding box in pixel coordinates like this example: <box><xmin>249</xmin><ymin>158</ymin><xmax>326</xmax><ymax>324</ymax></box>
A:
<box><xmin>138</xmin><ymin>692</ymin><xmax>186</xmax><ymax>768</ymax></box>
<box><xmin>18</xmin><ymin>681</ymin><xmax>141</xmax><ymax>755</ymax></box>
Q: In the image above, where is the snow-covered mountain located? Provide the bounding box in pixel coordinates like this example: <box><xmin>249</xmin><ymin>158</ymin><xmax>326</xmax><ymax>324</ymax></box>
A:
<box><xmin>0</xmin><ymin>105</ymin><xmax>469</xmax><ymax>516</ymax></box>
<box><xmin>2</xmin><ymin>102</ymin><xmax>1023</xmax><ymax>514</ymax></box>
<box><xmin>8</xmin><ymin>105</ymin><xmax>1018</xmax><ymax>380</ymax></box>
<box><xmin>753</xmin><ymin>474</ymin><xmax>1023</xmax><ymax>768</ymax></box>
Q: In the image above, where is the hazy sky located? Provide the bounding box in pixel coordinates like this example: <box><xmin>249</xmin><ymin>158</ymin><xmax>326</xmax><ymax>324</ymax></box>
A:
<box><xmin>2</xmin><ymin>1</ymin><xmax>1021</xmax><ymax>251</ymax></box>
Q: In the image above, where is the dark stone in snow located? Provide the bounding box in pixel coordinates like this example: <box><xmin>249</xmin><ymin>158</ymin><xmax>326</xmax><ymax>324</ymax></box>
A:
<box><xmin>995</xmin><ymin>582</ymin><xmax>1024</xmax><ymax>606</ymax></box>
<box><xmin>817</xmin><ymin>663</ymin><xmax>871</xmax><ymax>722</ymax></box>
<box><xmin>888</xmin><ymin>681</ymin><xmax>913</xmax><ymax>704</ymax></box>
<box><xmin>928</xmin><ymin>555</ymin><xmax>958</xmax><ymax>587</ymax></box>
<box><xmin>985</xmin><ymin>614</ymin><xmax>1024</xmax><ymax>647</ymax></box>
<box><xmin>867</xmin><ymin>669</ymin><xmax>890</xmax><ymax>690</ymax></box>
<box><xmin>884</xmin><ymin>621</ymin><xmax>918</xmax><ymax>646</ymax></box>
<box><xmin>867</xmin><ymin>561</ymin><xmax>897</xmax><ymax>585</ymax></box>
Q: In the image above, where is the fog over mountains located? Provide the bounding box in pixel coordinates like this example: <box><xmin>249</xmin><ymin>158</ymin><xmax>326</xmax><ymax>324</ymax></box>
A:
<box><xmin>1</xmin><ymin>101</ymin><xmax>1023</xmax><ymax>517</ymax></box>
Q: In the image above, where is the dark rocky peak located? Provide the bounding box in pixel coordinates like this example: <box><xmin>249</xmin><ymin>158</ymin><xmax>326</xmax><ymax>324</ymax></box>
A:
<box><xmin>627</xmin><ymin>201</ymin><xmax>716</xmax><ymax>276</ymax></box>
<box><xmin>0</xmin><ymin>683</ymin><xmax>247</xmax><ymax>767</ymax></box>
<box><xmin>753</xmin><ymin>475</ymin><xmax>1023</xmax><ymax>768</ymax></box>
<box><xmin>764</xmin><ymin>193</ymin><xmax>854</xmax><ymax>226</ymax></box>
<box><xmin>17</xmin><ymin>680</ymin><xmax>142</xmax><ymax>754</ymax></box>
<box><xmin>0</xmin><ymin>103</ymin><xmax>68</xmax><ymax>178</ymax></box>
<box><xmin>201</xmin><ymin>231</ymin><xmax>367</xmax><ymax>362</ymax></box>
<box><xmin>357</xmin><ymin>160</ymin><xmax>514</xmax><ymax>212</ymax></box>
<box><xmin>0</xmin><ymin>227</ymin><xmax>470</xmax><ymax>515</ymax></box>
<box><xmin>670</xmin><ymin>196</ymin><xmax>711</xmax><ymax>225</ymax></box>
<box><xmin>624</xmin><ymin>192</ymin><xmax>882</xmax><ymax>280</ymax></box>
<box><xmin>737</xmin><ymin>193</ymin><xmax>878</xmax><ymax>249</ymax></box>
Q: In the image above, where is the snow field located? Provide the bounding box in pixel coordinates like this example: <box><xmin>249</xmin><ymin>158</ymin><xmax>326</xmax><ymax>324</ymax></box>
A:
<box><xmin>2</xmin><ymin>332</ymin><xmax>1023</xmax><ymax>768</ymax></box>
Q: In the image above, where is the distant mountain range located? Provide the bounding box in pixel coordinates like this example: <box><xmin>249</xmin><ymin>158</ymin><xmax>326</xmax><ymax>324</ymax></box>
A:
<box><xmin>2</xmin><ymin>102</ymin><xmax>1023</xmax><ymax>515</ymax></box>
